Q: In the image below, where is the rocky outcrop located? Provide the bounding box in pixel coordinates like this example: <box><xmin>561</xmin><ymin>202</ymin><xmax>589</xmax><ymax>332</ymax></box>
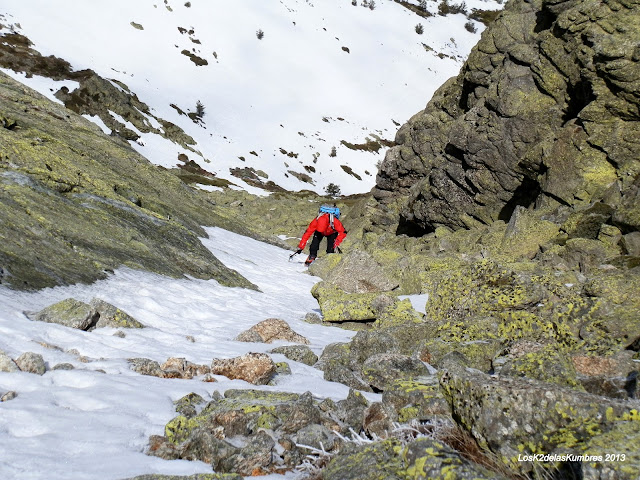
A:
<box><xmin>440</xmin><ymin>365</ymin><xmax>640</xmax><ymax>478</ymax></box>
<box><xmin>0</xmin><ymin>31</ymin><xmax>199</xmax><ymax>151</ymax></box>
<box><xmin>0</xmin><ymin>72</ymin><xmax>256</xmax><ymax>290</ymax></box>
<box><xmin>373</xmin><ymin>0</ymin><xmax>640</xmax><ymax>236</ymax></box>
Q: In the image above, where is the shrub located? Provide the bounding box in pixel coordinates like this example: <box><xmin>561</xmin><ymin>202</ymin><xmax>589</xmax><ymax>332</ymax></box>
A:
<box><xmin>419</xmin><ymin>0</ymin><xmax>428</xmax><ymax>10</ymax></box>
<box><xmin>325</xmin><ymin>183</ymin><xmax>341</xmax><ymax>196</ymax></box>
<box><xmin>438</xmin><ymin>0</ymin><xmax>467</xmax><ymax>16</ymax></box>
<box><xmin>256</xmin><ymin>29</ymin><xmax>264</xmax><ymax>40</ymax></box>
<box><xmin>195</xmin><ymin>100</ymin><xmax>205</xmax><ymax>118</ymax></box>
<box><xmin>369</xmin><ymin>1</ymin><xmax>376</xmax><ymax>9</ymax></box>
<box><xmin>415</xmin><ymin>23</ymin><xmax>424</xmax><ymax>34</ymax></box>
<box><xmin>464</xmin><ymin>21</ymin><xmax>477</xmax><ymax>33</ymax></box>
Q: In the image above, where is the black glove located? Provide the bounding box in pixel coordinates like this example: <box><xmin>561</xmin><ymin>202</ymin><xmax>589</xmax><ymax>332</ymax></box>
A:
<box><xmin>296</xmin><ymin>249</ymin><xmax>303</xmax><ymax>254</ymax></box>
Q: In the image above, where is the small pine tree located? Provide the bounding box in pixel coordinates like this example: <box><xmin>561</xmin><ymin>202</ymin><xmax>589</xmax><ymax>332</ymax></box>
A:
<box><xmin>464</xmin><ymin>20</ymin><xmax>477</xmax><ymax>33</ymax></box>
<box><xmin>256</xmin><ymin>29</ymin><xmax>265</xmax><ymax>40</ymax></box>
<box><xmin>419</xmin><ymin>0</ymin><xmax>428</xmax><ymax>10</ymax></box>
<box><xmin>195</xmin><ymin>100</ymin><xmax>205</xmax><ymax>118</ymax></box>
<box><xmin>325</xmin><ymin>183</ymin><xmax>341</xmax><ymax>197</ymax></box>
<box><xmin>369</xmin><ymin>1</ymin><xmax>376</xmax><ymax>9</ymax></box>
<box><xmin>415</xmin><ymin>23</ymin><xmax>424</xmax><ymax>34</ymax></box>
<box><xmin>329</xmin><ymin>146</ymin><xmax>337</xmax><ymax>157</ymax></box>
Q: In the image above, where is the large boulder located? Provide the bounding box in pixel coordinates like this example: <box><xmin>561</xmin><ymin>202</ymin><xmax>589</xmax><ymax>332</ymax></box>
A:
<box><xmin>26</xmin><ymin>297</ymin><xmax>144</xmax><ymax>331</ymax></box>
<box><xmin>440</xmin><ymin>365</ymin><xmax>640</xmax><ymax>477</ymax></box>
<box><xmin>380</xmin><ymin>376</ymin><xmax>450</xmax><ymax>424</ymax></box>
<box><xmin>318</xmin><ymin>323</ymin><xmax>437</xmax><ymax>392</ymax></box>
<box><xmin>90</xmin><ymin>298</ymin><xmax>144</xmax><ymax>329</ymax></box>
<box><xmin>26</xmin><ymin>298</ymin><xmax>99</xmax><ymax>330</ymax></box>
<box><xmin>311</xmin><ymin>249</ymin><xmax>400</xmax><ymax>293</ymax></box>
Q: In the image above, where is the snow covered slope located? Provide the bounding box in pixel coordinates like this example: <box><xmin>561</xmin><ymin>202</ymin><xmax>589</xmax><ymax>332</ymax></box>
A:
<box><xmin>0</xmin><ymin>228</ymin><xmax>360</xmax><ymax>480</ymax></box>
<box><xmin>1</xmin><ymin>0</ymin><xmax>501</xmax><ymax>195</ymax></box>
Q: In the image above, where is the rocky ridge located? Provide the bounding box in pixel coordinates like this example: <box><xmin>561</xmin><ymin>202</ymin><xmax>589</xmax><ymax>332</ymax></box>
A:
<box><xmin>374</xmin><ymin>0</ymin><xmax>640</xmax><ymax>236</ymax></box>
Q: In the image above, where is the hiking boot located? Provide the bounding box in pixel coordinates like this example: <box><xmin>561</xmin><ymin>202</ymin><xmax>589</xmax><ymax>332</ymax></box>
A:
<box><xmin>304</xmin><ymin>256</ymin><xmax>316</xmax><ymax>266</ymax></box>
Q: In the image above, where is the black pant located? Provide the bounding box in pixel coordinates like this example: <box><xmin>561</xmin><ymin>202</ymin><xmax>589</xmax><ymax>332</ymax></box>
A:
<box><xmin>309</xmin><ymin>231</ymin><xmax>338</xmax><ymax>257</ymax></box>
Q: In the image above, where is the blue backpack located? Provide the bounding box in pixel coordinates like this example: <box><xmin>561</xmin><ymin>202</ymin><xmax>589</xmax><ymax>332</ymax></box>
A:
<box><xmin>317</xmin><ymin>205</ymin><xmax>340</xmax><ymax>229</ymax></box>
<box><xmin>318</xmin><ymin>205</ymin><xmax>340</xmax><ymax>218</ymax></box>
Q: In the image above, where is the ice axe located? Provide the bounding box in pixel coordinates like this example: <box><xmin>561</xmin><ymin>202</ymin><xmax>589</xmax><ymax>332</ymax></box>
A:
<box><xmin>289</xmin><ymin>249</ymin><xmax>303</xmax><ymax>262</ymax></box>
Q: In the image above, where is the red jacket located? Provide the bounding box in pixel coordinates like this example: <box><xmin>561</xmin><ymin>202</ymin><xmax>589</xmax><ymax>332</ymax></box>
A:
<box><xmin>298</xmin><ymin>214</ymin><xmax>347</xmax><ymax>250</ymax></box>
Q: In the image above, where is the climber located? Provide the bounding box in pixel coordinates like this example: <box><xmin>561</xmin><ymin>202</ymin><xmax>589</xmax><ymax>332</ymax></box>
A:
<box><xmin>296</xmin><ymin>204</ymin><xmax>347</xmax><ymax>266</ymax></box>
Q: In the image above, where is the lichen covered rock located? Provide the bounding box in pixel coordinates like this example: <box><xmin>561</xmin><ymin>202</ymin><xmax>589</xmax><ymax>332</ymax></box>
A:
<box><xmin>440</xmin><ymin>365</ymin><xmax>640</xmax><ymax>476</ymax></box>
<box><xmin>0</xmin><ymin>72</ymin><xmax>255</xmax><ymax>291</ymax></box>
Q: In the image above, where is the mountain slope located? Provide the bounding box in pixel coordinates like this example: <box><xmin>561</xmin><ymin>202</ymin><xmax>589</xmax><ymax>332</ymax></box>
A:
<box><xmin>1</xmin><ymin>0</ymin><xmax>502</xmax><ymax>195</ymax></box>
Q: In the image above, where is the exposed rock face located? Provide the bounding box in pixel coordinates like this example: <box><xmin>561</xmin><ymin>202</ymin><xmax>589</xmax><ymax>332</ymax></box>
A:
<box><xmin>440</xmin><ymin>365</ymin><xmax>640</xmax><ymax>477</ymax></box>
<box><xmin>374</xmin><ymin>0</ymin><xmax>640</xmax><ymax>235</ymax></box>
<box><xmin>0</xmin><ymin>72</ymin><xmax>257</xmax><ymax>291</ymax></box>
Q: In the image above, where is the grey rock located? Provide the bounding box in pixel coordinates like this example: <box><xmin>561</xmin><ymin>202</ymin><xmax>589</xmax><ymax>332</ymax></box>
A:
<box><xmin>372</xmin><ymin>0</ymin><xmax>640</xmax><ymax>239</ymax></box>
<box><xmin>321</xmin><ymin>250</ymin><xmax>400</xmax><ymax>293</ymax></box>
<box><xmin>295</xmin><ymin>424</ymin><xmax>336</xmax><ymax>451</ymax></box>
<box><xmin>26</xmin><ymin>298</ymin><xmax>99</xmax><ymax>330</ymax></box>
<box><xmin>621</xmin><ymin>231</ymin><xmax>640</xmax><ymax>256</ymax></box>
<box><xmin>128</xmin><ymin>358</ymin><xmax>163</xmax><ymax>377</ymax></box>
<box><xmin>269</xmin><ymin>345</ymin><xmax>318</xmax><ymax>366</ymax></box>
<box><xmin>90</xmin><ymin>298</ymin><xmax>144</xmax><ymax>329</ymax></box>
<box><xmin>150</xmin><ymin>389</ymin><xmax>343</xmax><ymax>473</ymax></box>
<box><xmin>52</xmin><ymin>363</ymin><xmax>75</xmax><ymax>371</ymax></box>
<box><xmin>0</xmin><ymin>350</ymin><xmax>19</xmax><ymax>372</ymax></box>
<box><xmin>381</xmin><ymin>376</ymin><xmax>450</xmax><ymax>424</ymax></box>
<box><xmin>1</xmin><ymin>391</ymin><xmax>18</xmax><ymax>402</ymax></box>
<box><xmin>361</xmin><ymin>353</ymin><xmax>431</xmax><ymax>391</ymax></box>
<box><xmin>0</xmin><ymin>72</ymin><xmax>256</xmax><ymax>291</ymax></box>
<box><xmin>174</xmin><ymin>392</ymin><xmax>206</xmax><ymax>418</ymax></box>
<box><xmin>15</xmin><ymin>352</ymin><xmax>46</xmax><ymax>375</ymax></box>
<box><xmin>322</xmin><ymin>437</ymin><xmax>504</xmax><ymax>480</ymax></box>
<box><xmin>440</xmin><ymin>365</ymin><xmax>640</xmax><ymax>476</ymax></box>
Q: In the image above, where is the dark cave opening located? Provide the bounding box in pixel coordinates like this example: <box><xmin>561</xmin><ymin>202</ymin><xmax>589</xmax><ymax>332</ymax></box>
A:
<box><xmin>498</xmin><ymin>176</ymin><xmax>542</xmax><ymax>222</ymax></box>
<box><xmin>563</xmin><ymin>79</ymin><xmax>595</xmax><ymax>123</ymax></box>
<box><xmin>396</xmin><ymin>215</ymin><xmax>435</xmax><ymax>237</ymax></box>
